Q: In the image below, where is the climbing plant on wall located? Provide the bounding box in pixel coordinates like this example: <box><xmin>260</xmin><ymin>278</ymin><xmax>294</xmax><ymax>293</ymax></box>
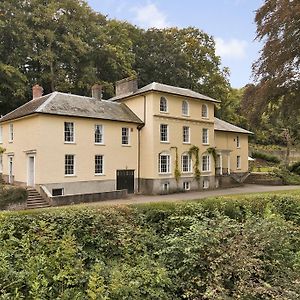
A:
<box><xmin>170</xmin><ymin>146</ymin><xmax>181</xmax><ymax>185</ymax></box>
<box><xmin>188</xmin><ymin>145</ymin><xmax>201</xmax><ymax>184</ymax></box>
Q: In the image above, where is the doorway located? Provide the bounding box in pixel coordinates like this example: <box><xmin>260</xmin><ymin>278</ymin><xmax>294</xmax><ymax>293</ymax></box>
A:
<box><xmin>27</xmin><ymin>156</ymin><xmax>35</xmax><ymax>186</ymax></box>
<box><xmin>116</xmin><ymin>169</ymin><xmax>134</xmax><ymax>194</ymax></box>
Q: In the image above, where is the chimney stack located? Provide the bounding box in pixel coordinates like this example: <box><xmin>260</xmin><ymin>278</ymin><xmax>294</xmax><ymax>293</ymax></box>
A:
<box><xmin>32</xmin><ymin>84</ymin><xmax>43</xmax><ymax>99</ymax></box>
<box><xmin>115</xmin><ymin>76</ymin><xmax>138</xmax><ymax>96</ymax></box>
<box><xmin>91</xmin><ymin>84</ymin><xmax>102</xmax><ymax>100</ymax></box>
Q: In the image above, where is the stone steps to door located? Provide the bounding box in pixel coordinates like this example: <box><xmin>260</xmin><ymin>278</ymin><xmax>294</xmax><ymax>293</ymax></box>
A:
<box><xmin>26</xmin><ymin>188</ymin><xmax>50</xmax><ymax>209</ymax></box>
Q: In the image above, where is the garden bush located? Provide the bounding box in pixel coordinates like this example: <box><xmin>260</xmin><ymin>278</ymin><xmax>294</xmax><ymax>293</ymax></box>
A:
<box><xmin>289</xmin><ymin>161</ymin><xmax>300</xmax><ymax>175</ymax></box>
<box><xmin>271</xmin><ymin>166</ymin><xmax>300</xmax><ymax>185</ymax></box>
<box><xmin>0</xmin><ymin>195</ymin><xmax>300</xmax><ymax>299</ymax></box>
<box><xmin>0</xmin><ymin>186</ymin><xmax>27</xmax><ymax>210</ymax></box>
<box><xmin>251</xmin><ymin>150</ymin><xmax>281</xmax><ymax>163</ymax></box>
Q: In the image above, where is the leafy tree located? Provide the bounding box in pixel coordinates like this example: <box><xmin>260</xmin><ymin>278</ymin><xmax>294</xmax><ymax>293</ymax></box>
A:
<box><xmin>241</xmin><ymin>0</ymin><xmax>300</xmax><ymax>146</ymax></box>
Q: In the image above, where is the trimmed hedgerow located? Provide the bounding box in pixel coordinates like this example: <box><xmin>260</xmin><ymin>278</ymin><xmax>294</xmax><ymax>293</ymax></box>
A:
<box><xmin>0</xmin><ymin>194</ymin><xmax>300</xmax><ymax>299</ymax></box>
<box><xmin>0</xmin><ymin>186</ymin><xmax>27</xmax><ymax>210</ymax></box>
<box><xmin>251</xmin><ymin>150</ymin><xmax>281</xmax><ymax>163</ymax></box>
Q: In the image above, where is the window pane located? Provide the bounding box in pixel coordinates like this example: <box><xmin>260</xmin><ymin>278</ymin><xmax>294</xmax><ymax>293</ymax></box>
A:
<box><xmin>159</xmin><ymin>154</ymin><xmax>170</xmax><ymax>173</ymax></box>
<box><xmin>95</xmin><ymin>155</ymin><xmax>103</xmax><ymax>174</ymax></box>
<box><xmin>122</xmin><ymin>128</ymin><xmax>129</xmax><ymax>145</ymax></box>
<box><xmin>65</xmin><ymin>155</ymin><xmax>74</xmax><ymax>175</ymax></box>
<box><xmin>182</xmin><ymin>101</ymin><xmax>189</xmax><ymax>115</ymax></box>
<box><xmin>202</xmin><ymin>128</ymin><xmax>208</xmax><ymax>144</ymax></box>
<box><xmin>183</xmin><ymin>126</ymin><xmax>190</xmax><ymax>143</ymax></box>
<box><xmin>202</xmin><ymin>155</ymin><xmax>210</xmax><ymax>171</ymax></box>
<box><xmin>95</xmin><ymin>125</ymin><xmax>103</xmax><ymax>143</ymax></box>
<box><xmin>64</xmin><ymin>122</ymin><xmax>74</xmax><ymax>142</ymax></box>
<box><xmin>160</xmin><ymin>124</ymin><xmax>168</xmax><ymax>142</ymax></box>
<box><xmin>160</xmin><ymin>97</ymin><xmax>167</xmax><ymax>112</ymax></box>
<box><xmin>202</xmin><ymin>104</ymin><xmax>208</xmax><ymax>118</ymax></box>
<box><xmin>181</xmin><ymin>154</ymin><xmax>191</xmax><ymax>172</ymax></box>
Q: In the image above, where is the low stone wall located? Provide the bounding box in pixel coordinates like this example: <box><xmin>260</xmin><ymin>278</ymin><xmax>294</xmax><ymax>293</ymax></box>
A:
<box><xmin>48</xmin><ymin>189</ymin><xmax>128</xmax><ymax>207</ymax></box>
<box><xmin>244</xmin><ymin>172</ymin><xmax>283</xmax><ymax>185</ymax></box>
<box><xmin>216</xmin><ymin>175</ymin><xmax>242</xmax><ymax>188</ymax></box>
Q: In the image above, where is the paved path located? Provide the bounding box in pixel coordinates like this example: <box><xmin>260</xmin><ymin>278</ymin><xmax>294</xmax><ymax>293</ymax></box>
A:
<box><xmin>84</xmin><ymin>184</ymin><xmax>300</xmax><ymax>207</ymax></box>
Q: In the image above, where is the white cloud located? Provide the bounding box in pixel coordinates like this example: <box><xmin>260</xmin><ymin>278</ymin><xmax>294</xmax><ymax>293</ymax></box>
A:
<box><xmin>131</xmin><ymin>3</ymin><xmax>170</xmax><ymax>29</ymax></box>
<box><xmin>215</xmin><ymin>38</ymin><xmax>248</xmax><ymax>59</ymax></box>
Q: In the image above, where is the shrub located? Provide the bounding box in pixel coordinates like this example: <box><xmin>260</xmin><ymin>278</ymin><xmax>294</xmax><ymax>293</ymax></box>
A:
<box><xmin>0</xmin><ymin>186</ymin><xmax>27</xmax><ymax>209</ymax></box>
<box><xmin>251</xmin><ymin>150</ymin><xmax>281</xmax><ymax>163</ymax></box>
<box><xmin>271</xmin><ymin>167</ymin><xmax>300</xmax><ymax>185</ymax></box>
<box><xmin>289</xmin><ymin>161</ymin><xmax>300</xmax><ymax>175</ymax></box>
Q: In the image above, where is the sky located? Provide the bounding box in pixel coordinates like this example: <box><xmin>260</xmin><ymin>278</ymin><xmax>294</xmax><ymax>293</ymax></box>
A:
<box><xmin>87</xmin><ymin>0</ymin><xmax>264</xmax><ymax>88</ymax></box>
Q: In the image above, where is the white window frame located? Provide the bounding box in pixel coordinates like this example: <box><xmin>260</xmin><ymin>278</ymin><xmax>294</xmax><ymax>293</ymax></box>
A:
<box><xmin>0</xmin><ymin>126</ymin><xmax>2</xmax><ymax>143</ymax></box>
<box><xmin>121</xmin><ymin>127</ymin><xmax>130</xmax><ymax>145</ymax></box>
<box><xmin>202</xmin><ymin>155</ymin><xmax>210</xmax><ymax>172</ymax></box>
<box><xmin>203</xmin><ymin>179</ymin><xmax>209</xmax><ymax>189</ymax></box>
<box><xmin>181</xmin><ymin>153</ymin><xmax>192</xmax><ymax>173</ymax></box>
<box><xmin>65</xmin><ymin>154</ymin><xmax>75</xmax><ymax>176</ymax></box>
<box><xmin>202</xmin><ymin>128</ymin><xmax>209</xmax><ymax>145</ymax></box>
<box><xmin>159</xmin><ymin>153</ymin><xmax>171</xmax><ymax>174</ymax></box>
<box><xmin>236</xmin><ymin>136</ymin><xmax>240</xmax><ymax>148</ymax></box>
<box><xmin>183</xmin><ymin>126</ymin><xmax>190</xmax><ymax>144</ymax></box>
<box><xmin>237</xmin><ymin>155</ymin><xmax>241</xmax><ymax>169</ymax></box>
<box><xmin>160</xmin><ymin>124</ymin><xmax>169</xmax><ymax>143</ymax></box>
<box><xmin>160</xmin><ymin>96</ymin><xmax>168</xmax><ymax>113</ymax></box>
<box><xmin>162</xmin><ymin>182</ymin><xmax>170</xmax><ymax>192</ymax></box>
<box><xmin>202</xmin><ymin>104</ymin><xmax>208</xmax><ymax>118</ymax></box>
<box><xmin>182</xmin><ymin>100</ymin><xmax>189</xmax><ymax>116</ymax></box>
<box><xmin>95</xmin><ymin>155</ymin><xmax>104</xmax><ymax>175</ymax></box>
<box><xmin>8</xmin><ymin>123</ymin><xmax>13</xmax><ymax>142</ymax></box>
<box><xmin>95</xmin><ymin>124</ymin><xmax>104</xmax><ymax>144</ymax></box>
<box><xmin>64</xmin><ymin>122</ymin><xmax>75</xmax><ymax>143</ymax></box>
<box><xmin>183</xmin><ymin>181</ymin><xmax>190</xmax><ymax>191</ymax></box>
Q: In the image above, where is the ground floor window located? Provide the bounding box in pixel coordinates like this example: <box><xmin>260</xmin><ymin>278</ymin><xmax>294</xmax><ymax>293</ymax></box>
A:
<box><xmin>203</xmin><ymin>179</ymin><xmax>209</xmax><ymax>189</ymax></box>
<box><xmin>52</xmin><ymin>188</ymin><xmax>64</xmax><ymax>196</ymax></box>
<box><xmin>95</xmin><ymin>155</ymin><xmax>104</xmax><ymax>175</ymax></box>
<box><xmin>237</xmin><ymin>155</ymin><xmax>241</xmax><ymax>169</ymax></box>
<box><xmin>159</xmin><ymin>153</ymin><xmax>171</xmax><ymax>173</ymax></box>
<box><xmin>162</xmin><ymin>182</ymin><xmax>169</xmax><ymax>192</ymax></box>
<box><xmin>183</xmin><ymin>181</ymin><xmax>190</xmax><ymax>190</ymax></box>
<box><xmin>65</xmin><ymin>154</ymin><xmax>75</xmax><ymax>175</ymax></box>
<box><xmin>202</xmin><ymin>155</ymin><xmax>210</xmax><ymax>172</ymax></box>
<box><xmin>181</xmin><ymin>153</ymin><xmax>192</xmax><ymax>173</ymax></box>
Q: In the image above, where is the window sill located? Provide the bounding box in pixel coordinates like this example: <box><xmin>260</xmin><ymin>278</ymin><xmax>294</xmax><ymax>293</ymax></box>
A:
<box><xmin>122</xmin><ymin>144</ymin><xmax>131</xmax><ymax>147</ymax></box>
<box><xmin>183</xmin><ymin>142</ymin><xmax>191</xmax><ymax>145</ymax></box>
<box><xmin>201</xmin><ymin>170</ymin><xmax>211</xmax><ymax>174</ymax></box>
<box><xmin>8</xmin><ymin>141</ymin><xmax>13</xmax><ymax>143</ymax></box>
<box><xmin>182</xmin><ymin>115</ymin><xmax>190</xmax><ymax>117</ymax></box>
<box><xmin>201</xmin><ymin>116</ymin><xmax>209</xmax><ymax>119</ymax></box>
<box><xmin>182</xmin><ymin>172</ymin><xmax>193</xmax><ymax>175</ymax></box>
<box><xmin>202</xmin><ymin>143</ymin><xmax>209</xmax><ymax>146</ymax></box>
<box><xmin>95</xmin><ymin>143</ymin><xmax>105</xmax><ymax>146</ymax></box>
<box><xmin>160</xmin><ymin>141</ymin><xmax>170</xmax><ymax>144</ymax></box>
<box><xmin>95</xmin><ymin>174</ymin><xmax>105</xmax><ymax>176</ymax></box>
<box><xmin>65</xmin><ymin>174</ymin><xmax>76</xmax><ymax>177</ymax></box>
<box><xmin>237</xmin><ymin>147</ymin><xmax>241</xmax><ymax>149</ymax></box>
<box><xmin>159</xmin><ymin>111</ymin><xmax>169</xmax><ymax>114</ymax></box>
<box><xmin>158</xmin><ymin>172</ymin><xmax>172</xmax><ymax>175</ymax></box>
<box><xmin>64</xmin><ymin>142</ymin><xmax>76</xmax><ymax>144</ymax></box>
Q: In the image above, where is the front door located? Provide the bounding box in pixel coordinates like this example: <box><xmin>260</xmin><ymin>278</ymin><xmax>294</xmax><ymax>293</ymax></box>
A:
<box><xmin>116</xmin><ymin>169</ymin><xmax>134</xmax><ymax>194</ymax></box>
<box><xmin>8</xmin><ymin>156</ymin><xmax>13</xmax><ymax>184</ymax></box>
<box><xmin>27</xmin><ymin>156</ymin><xmax>35</xmax><ymax>186</ymax></box>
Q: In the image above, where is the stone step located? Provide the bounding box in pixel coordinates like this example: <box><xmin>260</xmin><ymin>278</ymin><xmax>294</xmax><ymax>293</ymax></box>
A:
<box><xmin>26</xmin><ymin>188</ymin><xmax>50</xmax><ymax>209</ymax></box>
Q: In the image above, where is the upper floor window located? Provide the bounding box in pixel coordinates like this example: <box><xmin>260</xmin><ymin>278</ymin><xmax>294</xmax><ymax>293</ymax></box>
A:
<box><xmin>159</xmin><ymin>153</ymin><xmax>171</xmax><ymax>174</ymax></box>
<box><xmin>236</xmin><ymin>136</ymin><xmax>240</xmax><ymax>148</ymax></box>
<box><xmin>95</xmin><ymin>155</ymin><xmax>104</xmax><ymax>175</ymax></box>
<box><xmin>181</xmin><ymin>153</ymin><xmax>192</xmax><ymax>173</ymax></box>
<box><xmin>182</xmin><ymin>100</ymin><xmax>189</xmax><ymax>116</ymax></box>
<box><xmin>9</xmin><ymin>123</ymin><xmax>13</xmax><ymax>142</ymax></box>
<box><xmin>183</xmin><ymin>126</ymin><xmax>190</xmax><ymax>143</ymax></box>
<box><xmin>160</xmin><ymin>124</ymin><xmax>169</xmax><ymax>142</ymax></box>
<box><xmin>64</xmin><ymin>122</ymin><xmax>74</xmax><ymax>143</ymax></box>
<box><xmin>122</xmin><ymin>127</ymin><xmax>130</xmax><ymax>145</ymax></box>
<box><xmin>65</xmin><ymin>154</ymin><xmax>75</xmax><ymax>175</ymax></box>
<box><xmin>202</xmin><ymin>128</ymin><xmax>209</xmax><ymax>144</ymax></box>
<box><xmin>202</xmin><ymin>155</ymin><xmax>210</xmax><ymax>172</ymax></box>
<box><xmin>95</xmin><ymin>124</ymin><xmax>104</xmax><ymax>144</ymax></box>
<box><xmin>202</xmin><ymin>104</ymin><xmax>208</xmax><ymax>118</ymax></box>
<box><xmin>0</xmin><ymin>126</ymin><xmax>2</xmax><ymax>143</ymax></box>
<box><xmin>160</xmin><ymin>96</ymin><xmax>168</xmax><ymax>112</ymax></box>
<box><xmin>237</xmin><ymin>155</ymin><xmax>241</xmax><ymax>169</ymax></box>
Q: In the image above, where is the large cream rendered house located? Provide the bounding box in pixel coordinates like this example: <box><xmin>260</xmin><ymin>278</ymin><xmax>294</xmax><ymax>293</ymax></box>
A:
<box><xmin>0</xmin><ymin>78</ymin><xmax>252</xmax><ymax>198</ymax></box>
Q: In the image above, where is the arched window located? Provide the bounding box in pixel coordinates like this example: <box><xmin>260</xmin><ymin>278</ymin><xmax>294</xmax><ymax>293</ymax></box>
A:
<box><xmin>202</xmin><ymin>104</ymin><xmax>208</xmax><ymax>118</ymax></box>
<box><xmin>160</xmin><ymin>96</ymin><xmax>168</xmax><ymax>112</ymax></box>
<box><xmin>158</xmin><ymin>152</ymin><xmax>171</xmax><ymax>173</ymax></box>
<box><xmin>181</xmin><ymin>152</ymin><xmax>192</xmax><ymax>173</ymax></box>
<box><xmin>182</xmin><ymin>100</ymin><xmax>189</xmax><ymax>116</ymax></box>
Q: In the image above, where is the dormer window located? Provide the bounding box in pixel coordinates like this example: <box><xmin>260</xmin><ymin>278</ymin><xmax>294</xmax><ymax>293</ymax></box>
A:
<box><xmin>182</xmin><ymin>100</ymin><xmax>189</xmax><ymax>116</ymax></box>
<box><xmin>202</xmin><ymin>104</ymin><xmax>208</xmax><ymax>118</ymax></box>
<box><xmin>160</xmin><ymin>96</ymin><xmax>168</xmax><ymax>113</ymax></box>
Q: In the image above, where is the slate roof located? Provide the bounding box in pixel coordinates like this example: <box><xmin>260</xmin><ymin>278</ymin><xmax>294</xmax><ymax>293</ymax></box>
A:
<box><xmin>109</xmin><ymin>82</ymin><xmax>220</xmax><ymax>103</ymax></box>
<box><xmin>0</xmin><ymin>92</ymin><xmax>143</xmax><ymax>124</ymax></box>
<box><xmin>214</xmin><ymin>117</ymin><xmax>253</xmax><ymax>134</ymax></box>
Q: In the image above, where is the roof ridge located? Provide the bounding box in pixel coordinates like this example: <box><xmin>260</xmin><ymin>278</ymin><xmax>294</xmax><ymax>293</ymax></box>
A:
<box><xmin>36</xmin><ymin>92</ymin><xmax>58</xmax><ymax>112</ymax></box>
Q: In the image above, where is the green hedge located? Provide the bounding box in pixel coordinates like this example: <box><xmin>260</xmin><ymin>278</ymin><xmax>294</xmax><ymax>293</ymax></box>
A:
<box><xmin>0</xmin><ymin>195</ymin><xmax>300</xmax><ymax>299</ymax></box>
<box><xmin>0</xmin><ymin>186</ymin><xmax>27</xmax><ymax>210</ymax></box>
<box><xmin>251</xmin><ymin>150</ymin><xmax>281</xmax><ymax>163</ymax></box>
<box><xmin>289</xmin><ymin>161</ymin><xmax>300</xmax><ymax>175</ymax></box>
